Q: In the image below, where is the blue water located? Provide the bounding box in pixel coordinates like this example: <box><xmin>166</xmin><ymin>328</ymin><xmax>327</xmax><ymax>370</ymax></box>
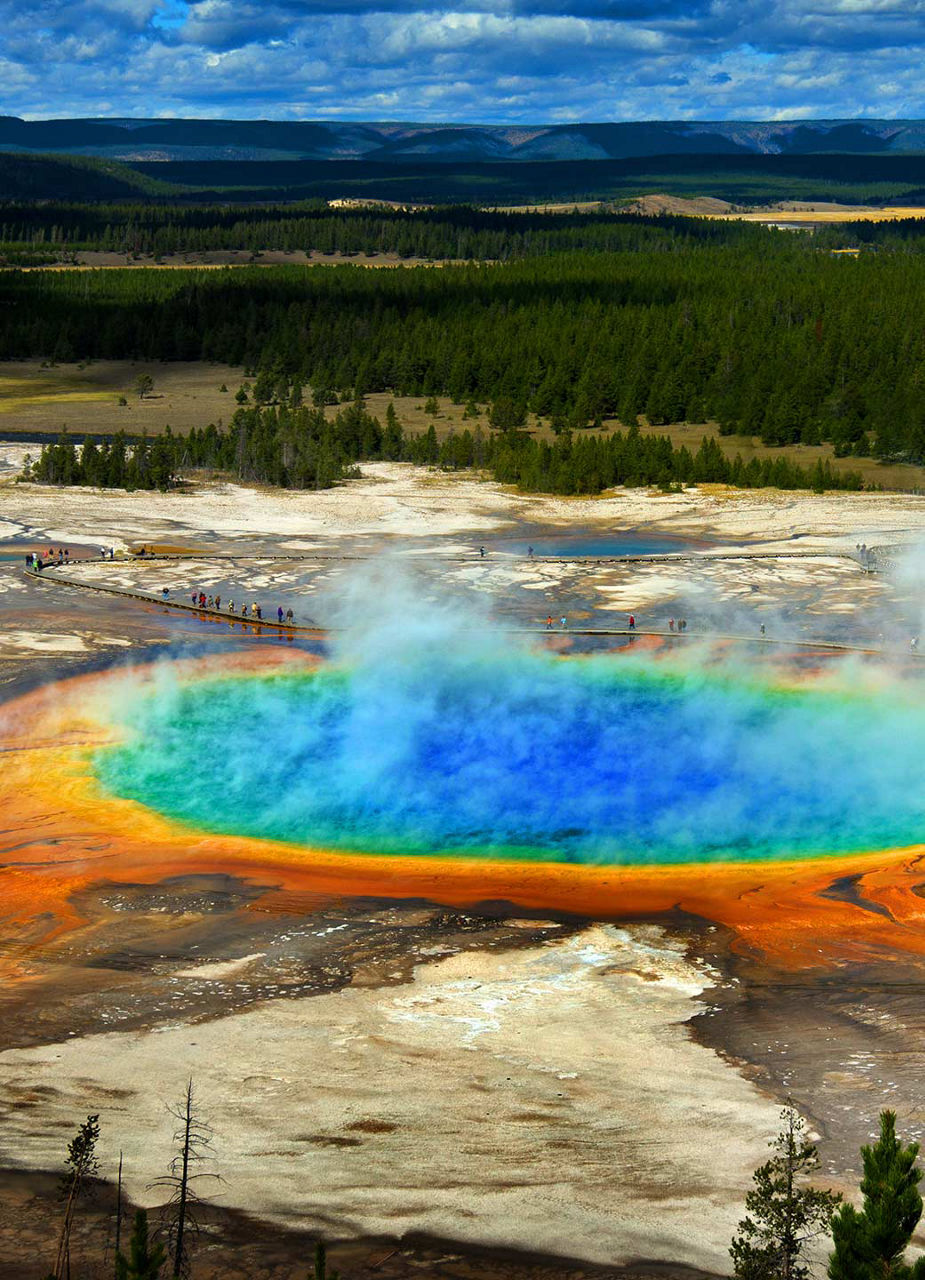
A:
<box><xmin>489</xmin><ymin>533</ymin><xmax>691</xmax><ymax>557</ymax></box>
<box><xmin>94</xmin><ymin>657</ymin><xmax>925</xmax><ymax>865</ymax></box>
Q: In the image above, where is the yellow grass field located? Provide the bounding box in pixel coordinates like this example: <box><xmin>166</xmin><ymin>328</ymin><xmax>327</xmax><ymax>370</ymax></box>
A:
<box><xmin>713</xmin><ymin>204</ymin><xmax>925</xmax><ymax>225</ymax></box>
<box><xmin>0</xmin><ymin>360</ymin><xmax>241</xmax><ymax>434</ymax></box>
<box><xmin>3</xmin><ymin>361</ymin><xmax>924</xmax><ymax>491</ymax></box>
<box><xmin>496</xmin><ymin>195</ymin><xmax>925</xmax><ymax>224</ymax></box>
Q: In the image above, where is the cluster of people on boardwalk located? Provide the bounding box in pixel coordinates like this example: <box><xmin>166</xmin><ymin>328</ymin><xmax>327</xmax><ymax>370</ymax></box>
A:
<box><xmin>26</xmin><ymin>547</ymin><xmax>72</xmax><ymax>570</ymax></box>
<box><xmin>538</xmin><ymin>613</ymin><xmax>697</xmax><ymax>634</ymax></box>
<box><xmin>28</xmin><ymin>546</ymin><xmax>118</xmax><ymax>571</ymax></box>
<box><xmin>187</xmin><ymin>591</ymin><xmax>295</xmax><ymax>625</ymax></box>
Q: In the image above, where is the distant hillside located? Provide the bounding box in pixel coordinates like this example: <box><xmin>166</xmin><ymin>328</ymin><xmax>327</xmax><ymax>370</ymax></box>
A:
<box><xmin>125</xmin><ymin>152</ymin><xmax>925</xmax><ymax>206</ymax></box>
<box><xmin>4</xmin><ymin>149</ymin><xmax>925</xmax><ymax>206</ymax></box>
<box><xmin>0</xmin><ymin>152</ymin><xmax>182</xmax><ymax>199</ymax></box>
<box><xmin>2</xmin><ymin>116</ymin><xmax>925</xmax><ymax>164</ymax></box>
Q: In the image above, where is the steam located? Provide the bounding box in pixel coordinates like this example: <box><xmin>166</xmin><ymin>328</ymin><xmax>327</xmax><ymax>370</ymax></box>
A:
<box><xmin>93</xmin><ymin>560</ymin><xmax>925</xmax><ymax>867</ymax></box>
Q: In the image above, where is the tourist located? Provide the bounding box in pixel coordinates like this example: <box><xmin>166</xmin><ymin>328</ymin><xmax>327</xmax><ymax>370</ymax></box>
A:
<box><xmin>229</xmin><ymin>599</ymin><xmax>235</xmax><ymax>613</ymax></box>
<box><xmin>162</xmin><ymin>587</ymin><xmax>170</xmax><ymax>599</ymax></box>
<box><xmin>199</xmin><ymin>592</ymin><xmax>206</xmax><ymax>607</ymax></box>
<box><xmin>628</xmin><ymin>614</ymin><xmax>635</xmax><ymax>630</ymax></box>
<box><xmin>241</xmin><ymin>603</ymin><xmax>247</xmax><ymax>617</ymax></box>
<box><xmin>669</xmin><ymin>618</ymin><xmax>675</xmax><ymax>631</ymax></box>
<box><xmin>191</xmin><ymin>592</ymin><xmax>197</xmax><ymax>605</ymax></box>
<box><xmin>207</xmin><ymin>596</ymin><xmax>214</xmax><ymax>609</ymax></box>
<box><xmin>277</xmin><ymin>606</ymin><xmax>284</xmax><ymax>623</ymax></box>
<box><xmin>912</xmin><ymin>636</ymin><xmax>919</xmax><ymax>652</ymax></box>
<box><xmin>251</xmin><ymin>602</ymin><xmax>258</xmax><ymax>617</ymax></box>
<box><xmin>285</xmin><ymin>608</ymin><xmax>293</xmax><ymax>623</ymax></box>
<box><xmin>527</xmin><ymin>546</ymin><xmax>534</xmax><ymax>558</ymax></box>
<box><xmin>256</xmin><ymin>605</ymin><xmax>263</xmax><ymax>620</ymax></box>
<box><xmin>215</xmin><ymin>595</ymin><xmax>221</xmax><ymax>610</ymax></box>
<box><xmin>546</xmin><ymin>615</ymin><xmax>553</xmax><ymax>630</ymax></box>
<box><xmin>760</xmin><ymin>623</ymin><xmax>766</xmax><ymax>637</ymax></box>
<box><xmin>560</xmin><ymin>615</ymin><xmax>567</xmax><ymax>629</ymax></box>
<box><xmin>479</xmin><ymin>546</ymin><xmax>486</xmax><ymax>558</ymax></box>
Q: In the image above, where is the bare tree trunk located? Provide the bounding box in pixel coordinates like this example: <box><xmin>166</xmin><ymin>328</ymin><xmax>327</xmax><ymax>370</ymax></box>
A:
<box><xmin>173</xmin><ymin>1081</ymin><xmax>193</xmax><ymax>1278</ymax></box>
<box><xmin>114</xmin><ymin>1151</ymin><xmax>123</xmax><ymax>1279</ymax></box>
<box><xmin>53</xmin><ymin>1182</ymin><xmax>78</xmax><ymax>1280</ymax></box>
<box><xmin>152</xmin><ymin>1078</ymin><xmax>218</xmax><ymax>1278</ymax></box>
<box><xmin>783</xmin><ymin>1108</ymin><xmax>795</xmax><ymax>1280</ymax></box>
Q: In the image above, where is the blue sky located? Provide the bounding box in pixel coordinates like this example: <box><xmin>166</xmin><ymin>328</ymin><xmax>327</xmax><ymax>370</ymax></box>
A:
<box><xmin>3</xmin><ymin>0</ymin><xmax>925</xmax><ymax>122</ymax></box>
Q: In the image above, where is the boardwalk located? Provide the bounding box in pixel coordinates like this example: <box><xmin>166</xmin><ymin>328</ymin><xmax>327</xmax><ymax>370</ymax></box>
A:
<box><xmin>23</xmin><ymin>545</ymin><xmax>905</xmax><ymax>657</ymax></box>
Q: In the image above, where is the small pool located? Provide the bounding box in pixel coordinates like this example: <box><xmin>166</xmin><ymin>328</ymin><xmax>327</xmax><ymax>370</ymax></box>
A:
<box><xmin>487</xmin><ymin>531</ymin><xmax>695</xmax><ymax>558</ymax></box>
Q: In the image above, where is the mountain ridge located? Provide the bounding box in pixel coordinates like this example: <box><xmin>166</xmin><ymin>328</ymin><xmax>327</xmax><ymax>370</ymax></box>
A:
<box><xmin>3</xmin><ymin>116</ymin><xmax>925</xmax><ymax>164</ymax></box>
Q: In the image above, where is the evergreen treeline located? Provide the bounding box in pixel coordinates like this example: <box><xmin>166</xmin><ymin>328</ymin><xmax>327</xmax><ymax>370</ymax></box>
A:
<box><xmin>3</xmin><ymin>237</ymin><xmax>925</xmax><ymax>459</ymax></box>
<box><xmin>30</xmin><ymin>430</ymin><xmax>177</xmax><ymax>491</ymax></box>
<box><xmin>487</xmin><ymin>425</ymin><xmax>861</xmax><ymax>493</ymax></box>
<box><xmin>28</xmin><ymin>409</ymin><xmax>862</xmax><ymax>496</ymax></box>
<box><xmin>0</xmin><ymin>203</ymin><xmax>763</xmax><ymax>263</ymax></box>
<box><xmin>817</xmin><ymin>215</ymin><xmax>925</xmax><ymax>251</ymax></box>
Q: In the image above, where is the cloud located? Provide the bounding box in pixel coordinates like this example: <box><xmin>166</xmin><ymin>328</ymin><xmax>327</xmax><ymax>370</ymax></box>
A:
<box><xmin>2</xmin><ymin>0</ymin><xmax>925</xmax><ymax>120</ymax></box>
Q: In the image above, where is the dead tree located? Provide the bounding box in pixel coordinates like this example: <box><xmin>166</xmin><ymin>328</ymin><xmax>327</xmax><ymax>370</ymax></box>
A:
<box><xmin>51</xmin><ymin>1113</ymin><xmax>101</xmax><ymax>1280</ymax></box>
<box><xmin>113</xmin><ymin>1150</ymin><xmax>124</xmax><ymax>1280</ymax></box>
<box><xmin>150</xmin><ymin>1080</ymin><xmax>220</xmax><ymax>1279</ymax></box>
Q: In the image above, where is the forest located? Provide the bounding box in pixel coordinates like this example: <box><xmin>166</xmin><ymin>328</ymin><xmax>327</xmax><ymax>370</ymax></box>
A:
<box><xmin>4</xmin><ymin>210</ymin><xmax>925</xmax><ymax>464</ymax></box>
<box><xmin>28</xmin><ymin>406</ymin><xmax>862</xmax><ymax>495</ymax></box>
<box><xmin>5</xmin><ymin>199</ymin><xmax>925</xmax><ymax>264</ymax></box>
<box><xmin>0</xmin><ymin>202</ymin><xmax>762</xmax><ymax>264</ymax></box>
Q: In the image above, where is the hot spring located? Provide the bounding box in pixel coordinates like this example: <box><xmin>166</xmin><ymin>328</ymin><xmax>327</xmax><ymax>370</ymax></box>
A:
<box><xmin>93</xmin><ymin>653</ymin><xmax>925</xmax><ymax>865</ymax></box>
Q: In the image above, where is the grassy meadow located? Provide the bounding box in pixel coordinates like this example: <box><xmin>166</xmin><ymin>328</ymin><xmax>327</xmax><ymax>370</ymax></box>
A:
<box><xmin>4</xmin><ymin>361</ymin><xmax>925</xmax><ymax>492</ymax></box>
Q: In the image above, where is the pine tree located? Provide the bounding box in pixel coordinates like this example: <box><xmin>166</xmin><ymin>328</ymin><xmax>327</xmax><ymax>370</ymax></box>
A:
<box><xmin>313</xmin><ymin>1240</ymin><xmax>339</xmax><ymax>1280</ymax></box>
<box><xmin>731</xmin><ymin>1105</ymin><xmax>841</xmax><ymax>1280</ymax></box>
<box><xmin>116</xmin><ymin>1210</ymin><xmax>166</xmax><ymax>1280</ymax></box>
<box><xmin>829</xmin><ymin>1111</ymin><xmax>925</xmax><ymax>1280</ymax></box>
<box><xmin>51</xmin><ymin>1113</ymin><xmax>101</xmax><ymax>1280</ymax></box>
